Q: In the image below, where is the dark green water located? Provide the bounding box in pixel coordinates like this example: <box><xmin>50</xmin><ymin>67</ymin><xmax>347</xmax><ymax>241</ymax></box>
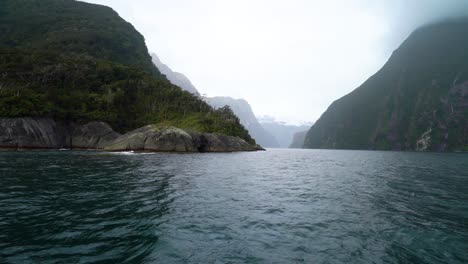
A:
<box><xmin>0</xmin><ymin>150</ymin><xmax>467</xmax><ymax>263</ymax></box>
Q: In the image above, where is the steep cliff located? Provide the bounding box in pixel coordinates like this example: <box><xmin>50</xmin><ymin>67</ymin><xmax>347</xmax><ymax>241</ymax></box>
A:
<box><xmin>289</xmin><ymin>131</ymin><xmax>308</xmax><ymax>148</ymax></box>
<box><xmin>304</xmin><ymin>18</ymin><xmax>468</xmax><ymax>151</ymax></box>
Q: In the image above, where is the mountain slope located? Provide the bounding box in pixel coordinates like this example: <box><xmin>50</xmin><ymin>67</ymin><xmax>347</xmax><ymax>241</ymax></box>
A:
<box><xmin>151</xmin><ymin>53</ymin><xmax>199</xmax><ymax>94</ymax></box>
<box><xmin>304</xmin><ymin>18</ymin><xmax>468</xmax><ymax>151</ymax></box>
<box><xmin>0</xmin><ymin>0</ymin><xmax>255</xmax><ymax>145</ymax></box>
<box><xmin>0</xmin><ymin>0</ymin><xmax>158</xmax><ymax>75</ymax></box>
<box><xmin>149</xmin><ymin>52</ymin><xmax>279</xmax><ymax>147</ymax></box>
<box><xmin>206</xmin><ymin>97</ymin><xmax>280</xmax><ymax>148</ymax></box>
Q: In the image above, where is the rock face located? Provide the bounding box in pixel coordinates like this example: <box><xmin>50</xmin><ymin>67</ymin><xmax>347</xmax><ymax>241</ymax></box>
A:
<box><xmin>190</xmin><ymin>131</ymin><xmax>263</xmax><ymax>152</ymax></box>
<box><xmin>105</xmin><ymin>125</ymin><xmax>195</xmax><ymax>152</ymax></box>
<box><xmin>0</xmin><ymin>118</ymin><xmax>120</xmax><ymax>150</ymax></box>
<box><xmin>71</xmin><ymin>122</ymin><xmax>121</xmax><ymax>149</ymax></box>
<box><xmin>289</xmin><ymin>131</ymin><xmax>308</xmax><ymax>148</ymax></box>
<box><xmin>0</xmin><ymin>118</ymin><xmax>261</xmax><ymax>152</ymax></box>
<box><xmin>304</xmin><ymin>18</ymin><xmax>468</xmax><ymax>151</ymax></box>
<box><xmin>0</xmin><ymin>118</ymin><xmax>71</xmax><ymax>149</ymax></box>
<box><xmin>105</xmin><ymin>125</ymin><xmax>262</xmax><ymax>152</ymax></box>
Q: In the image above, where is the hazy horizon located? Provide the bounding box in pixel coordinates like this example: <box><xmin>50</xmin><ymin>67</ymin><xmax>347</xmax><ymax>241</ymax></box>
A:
<box><xmin>84</xmin><ymin>0</ymin><xmax>468</xmax><ymax>125</ymax></box>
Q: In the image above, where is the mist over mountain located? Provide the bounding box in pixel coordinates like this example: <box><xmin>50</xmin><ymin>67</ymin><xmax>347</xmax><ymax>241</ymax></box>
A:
<box><xmin>2</xmin><ymin>1</ymin><xmax>468</xmax><ymax>263</ymax></box>
<box><xmin>80</xmin><ymin>0</ymin><xmax>468</xmax><ymax>125</ymax></box>
<box><xmin>289</xmin><ymin>131</ymin><xmax>308</xmax><ymax>148</ymax></box>
<box><xmin>304</xmin><ymin>17</ymin><xmax>468</xmax><ymax>151</ymax></box>
<box><xmin>376</xmin><ymin>0</ymin><xmax>468</xmax><ymax>54</ymax></box>
<box><xmin>206</xmin><ymin>97</ymin><xmax>280</xmax><ymax>148</ymax></box>
<box><xmin>151</xmin><ymin>53</ymin><xmax>199</xmax><ymax>95</ymax></box>
<box><xmin>151</xmin><ymin>52</ymin><xmax>280</xmax><ymax>148</ymax></box>
<box><xmin>258</xmin><ymin>117</ymin><xmax>311</xmax><ymax>148</ymax></box>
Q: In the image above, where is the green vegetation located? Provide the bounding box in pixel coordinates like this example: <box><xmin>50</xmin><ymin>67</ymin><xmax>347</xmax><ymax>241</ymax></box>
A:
<box><xmin>304</xmin><ymin>18</ymin><xmax>468</xmax><ymax>151</ymax></box>
<box><xmin>0</xmin><ymin>0</ymin><xmax>255</xmax><ymax>145</ymax></box>
<box><xmin>0</xmin><ymin>0</ymin><xmax>157</xmax><ymax>75</ymax></box>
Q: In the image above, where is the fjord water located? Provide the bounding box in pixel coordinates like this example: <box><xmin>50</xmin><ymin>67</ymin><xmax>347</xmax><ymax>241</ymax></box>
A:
<box><xmin>0</xmin><ymin>150</ymin><xmax>467</xmax><ymax>263</ymax></box>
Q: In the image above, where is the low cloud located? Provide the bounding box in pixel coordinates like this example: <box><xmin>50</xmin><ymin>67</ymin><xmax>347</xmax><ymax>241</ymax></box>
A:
<box><xmin>84</xmin><ymin>0</ymin><xmax>468</xmax><ymax>124</ymax></box>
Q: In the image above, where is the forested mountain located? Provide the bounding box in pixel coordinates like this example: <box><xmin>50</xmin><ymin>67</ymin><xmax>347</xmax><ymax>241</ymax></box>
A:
<box><xmin>0</xmin><ymin>0</ymin><xmax>255</xmax><ymax>144</ymax></box>
<box><xmin>206</xmin><ymin>97</ymin><xmax>280</xmax><ymax>148</ymax></box>
<box><xmin>151</xmin><ymin>53</ymin><xmax>199</xmax><ymax>95</ymax></box>
<box><xmin>0</xmin><ymin>0</ymin><xmax>157</xmax><ymax>75</ymax></box>
<box><xmin>304</xmin><ymin>18</ymin><xmax>468</xmax><ymax>151</ymax></box>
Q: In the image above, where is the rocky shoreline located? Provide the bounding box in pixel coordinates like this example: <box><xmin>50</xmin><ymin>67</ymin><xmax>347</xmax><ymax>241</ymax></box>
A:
<box><xmin>0</xmin><ymin>118</ymin><xmax>264</xmax><ymax>152</ymax></box>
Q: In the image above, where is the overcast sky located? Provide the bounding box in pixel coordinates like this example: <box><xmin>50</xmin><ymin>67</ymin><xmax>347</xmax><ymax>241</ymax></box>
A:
<box><xmin>85</xmin><ymin>0</ymin><xmax>468</xmax><ymax>124</ymax></box>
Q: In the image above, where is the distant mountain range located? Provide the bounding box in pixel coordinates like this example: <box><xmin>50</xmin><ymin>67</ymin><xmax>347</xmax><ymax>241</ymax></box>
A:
<box><xmin>257</xmin><ymin>117</ymin><xmax>311</xmax><ymax>148</ymax></box>
<box><xmin>206</xmin><ymin>97</ymin><xmax>280</xmax><ymax>148</ymax></box>
<box><xmin>150</xmin><ymin>53</ymin><xmax>312</xmax><ymax>148</ymax></box>
<box><xmin>304</xmin><ymin>18</ymin><xmax>468</xmax><ymax>151</ymax></box>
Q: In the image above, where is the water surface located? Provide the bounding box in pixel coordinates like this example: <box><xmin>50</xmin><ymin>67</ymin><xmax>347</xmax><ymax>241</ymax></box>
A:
<box><xmin>0</xmin><ymin>149</ymin><xmax>467</xmax><ymax>263</ymax></box>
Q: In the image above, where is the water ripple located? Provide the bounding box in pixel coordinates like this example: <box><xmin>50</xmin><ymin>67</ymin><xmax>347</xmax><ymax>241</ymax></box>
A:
<box><xmin>0</xmin><ymin>150</ymin><xmax>467</xmax><ymax>263</ymax></box>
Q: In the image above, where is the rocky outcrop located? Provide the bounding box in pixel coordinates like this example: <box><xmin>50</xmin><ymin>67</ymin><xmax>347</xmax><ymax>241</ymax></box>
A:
<box><xmin>104</xmin><ymin>125</ymin><xmax>195</xmax><ymax>152</ymax></box>
<box><xmin>189</xmin><ymin>131</ymin><xmax>264</xmax><ymax>152</ymax></box>
<box><xmin>0</xmin><ymin>118</ymin><xmax>71</xmax><ymax>150</ymax></box>
<box><xmin>71</xmin><ymin>122</ymin><xmax>121</xmax><ymax>149</ymax></box>
<box><xmin>104</xmin><ymin>125</ymin><xmax>263</xmax><ymax>152</ymax></box>
<box><xmin>0</xmin><ymin>118</ymin><xmax>120</xmax><ymax>150</ymax></box>
<box><xmin>0</xmin><ymin>118</ymin><xmax>262</xmax><ymax>152</ymax></box>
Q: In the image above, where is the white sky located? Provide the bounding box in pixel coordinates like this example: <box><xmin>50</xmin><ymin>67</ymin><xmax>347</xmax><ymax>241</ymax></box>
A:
<box><xmin>84</xmin><ymin>0</ymin><xmax>468</xmax><ymax>124</ymax></box>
